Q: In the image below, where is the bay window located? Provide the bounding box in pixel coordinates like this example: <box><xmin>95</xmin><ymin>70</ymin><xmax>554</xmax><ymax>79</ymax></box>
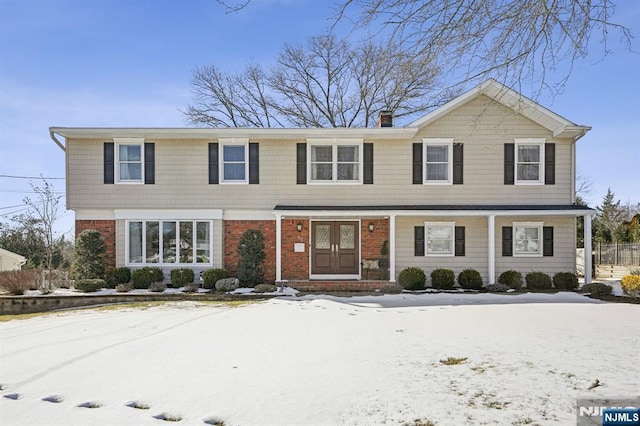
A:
<box><xmin>126</xmin><ymin>220</ymin><xmax>212</xmax><ymax>265</ymax></box>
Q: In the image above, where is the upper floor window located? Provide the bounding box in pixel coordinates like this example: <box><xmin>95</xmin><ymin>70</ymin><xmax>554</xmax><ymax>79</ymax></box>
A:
<box><xmin>221</xmin><ymin>142</ymin><xmax>248</xmax><ymax>183</ymax></box>
<box><xmin>308</xmin><ymin>139</ymin><xmax>362</xmax><ymax>184</ymax></box>
<box><xmin>513</xmin><ymin>222</ymin><xmax>543</xmax><ymax>256</ymax></box>
<box><xmin>117</xmin><ymin>143</ymin><xmax>143</xmax><ymax>183</ymax></box>
<box><xmin>423</xmin><ymin>138</ymin><xmax>453</xmax><ymax>184</ymax></box>
<box><xmin>515</xmin><ymin>139</ymin><xmax>545</xmax><ymax>185</ymax></box>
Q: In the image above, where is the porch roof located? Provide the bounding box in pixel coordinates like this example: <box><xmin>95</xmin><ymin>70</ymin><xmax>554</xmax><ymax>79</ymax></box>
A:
<box><xmin>273</xmin><ymin>204</ymin><xmax>595</xmax><ymax>216</ymax></box>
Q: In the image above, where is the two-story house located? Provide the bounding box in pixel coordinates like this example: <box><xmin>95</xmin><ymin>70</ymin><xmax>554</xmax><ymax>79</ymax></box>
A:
<box><xmin>51</xmin><ymin>79</ymin><xmax>595</xmax><ymax>290</ymax></box>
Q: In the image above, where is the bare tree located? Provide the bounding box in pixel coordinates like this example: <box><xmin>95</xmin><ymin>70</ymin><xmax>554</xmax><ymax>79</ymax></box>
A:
<box><xmin>185</xmin><ymin>35</ymin><xmax>444</xmax><ymax>128</ymax></box>
<box><xmin>23</xmin><ymin>179</ymin><xmax>63</xmax><ymax>290</ymax></box>
<box><xmin>334</xmin><ymin>0</ymin><xmax>632</xmax><ymax>98</ymax></box>
<box><xmin>216</xmin><ymin>1</ymin><xmax>631</xmax><ymax>100</ymax></box>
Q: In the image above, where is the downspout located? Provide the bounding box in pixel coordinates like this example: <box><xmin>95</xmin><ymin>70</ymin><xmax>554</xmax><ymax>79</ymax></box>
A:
<box><xmin>49</xmin><ymin>130</ymin><xmax>66</xmax><ymax>152</ymax></box>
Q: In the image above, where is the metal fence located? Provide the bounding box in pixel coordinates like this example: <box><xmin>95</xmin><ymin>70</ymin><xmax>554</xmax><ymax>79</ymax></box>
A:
<box><xmin>594</xmin><ymin>243</ymin><xmax>640</xmax><ymax>266</ymax></box>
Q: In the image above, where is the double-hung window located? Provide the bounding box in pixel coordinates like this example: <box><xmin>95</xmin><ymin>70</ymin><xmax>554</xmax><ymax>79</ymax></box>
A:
<box><xmin>513</xmin><ymin>222</ymin><xmax>543</xmax><ymax>256</ymax></box>
<box><xmin>423</xmin><ymin>138</ymin><xmax>453</xmax><ymax>184</ymax></box>
<box><xmin>117</xmin><ymin>143</ymin><xmax>143</xmax><ymax>183</ymax></box>
<box><xmin>221</xmin><ymin>143</ymin><xmax>248</xmax><ymax>183</ymax></box>
<box><xmin>127</xmin><ymin>220</ymin><xmax>212</xmax><ymax>265</ymax></box>
<box><xmin>308</xmin><ymin>139</ymin><xmax>362</xmax><ymax>184</ymax></box>
<box><xmin>515</xmin><ymin>139</ymin><xmax>544</xmax><ymax>184</ymax></box>
<box><xmin>425</xmin><ymin>221</ymin><xmax>455</xmax><ymax>256</ymax></box>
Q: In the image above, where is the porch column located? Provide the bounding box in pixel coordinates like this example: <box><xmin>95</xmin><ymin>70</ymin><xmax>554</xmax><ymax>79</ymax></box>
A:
<box><xmin>584</xmin><ymin>214</ymin><xmax>592</xmax><ymax>284</ymax></box>
<box><xmin>275</xmin><ymin>214</ymin><xmax>282</xmax><ymax>282</ymax></box>
<box><xmin>389</xmin><ymin>214</ymin><xmax>396</xmax><ymax>282</ymax></box>
<box><xmin>488</xmin><ymin>214</ymin><xmax>496</xmax><ymax>284</ymax></box>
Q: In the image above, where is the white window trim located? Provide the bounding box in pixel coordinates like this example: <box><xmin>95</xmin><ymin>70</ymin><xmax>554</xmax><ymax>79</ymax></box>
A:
<box><xmin>514</xmin><ymin>138</ymin><xmax>545</xmax><ymax>185</ymax></box>
<box><xmin>423</xmin><ymin>138</ymin><xmax>454</xmax><ymax>185</ymax></box>
<box><xmin>125</xmin><ymin>219</ymin><xmax>214</xmax><ymax>267</ymax></box>
<box><xmin>219</xmin><ymin>139</ymin><xmax>249</xmax><ymax>184</ymax></box>
<box><xmin>307</xmin><ymin>138</ymin><xmax>363</xmax><ymax>185</ymax></box>
<box><xmin>513</xmin><ymin>221</ymin><xmax>543</xmax><ymax>257</ymax></box>
<box><xmin>114</xmin><ymin>138</ymin><xmax>145</xmax><ymax>184</ymax></box>
<box><xmin>424</xmin><ymin>221</ymin><xmax>455</xmax><ymax>257</ymax></box>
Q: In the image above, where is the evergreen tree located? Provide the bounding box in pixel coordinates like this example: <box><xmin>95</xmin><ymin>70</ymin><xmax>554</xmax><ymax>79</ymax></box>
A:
<box><xmin>237</xmin><ymin>229</ymin><xmax>265</xmax><ymax>286</ymax></box>
<box><xmin>73</xmin><ymin>230</ymin><xmax>107</xmax><ymax>279</ymax></box>
<box><xmin>594</xmin><ymin>188</ymin><xmax>625</xmax><ymax>243</ymax></box>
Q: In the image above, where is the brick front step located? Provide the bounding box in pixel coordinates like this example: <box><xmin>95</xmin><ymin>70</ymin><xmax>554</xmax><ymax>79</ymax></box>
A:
<box><xmin>283</xmin><ymin>280</ymin><xmax>401</xmax><ymax>293</ymax></box>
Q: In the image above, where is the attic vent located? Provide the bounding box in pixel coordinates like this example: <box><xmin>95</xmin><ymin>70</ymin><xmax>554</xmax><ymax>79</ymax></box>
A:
<box><xmin>378</xmin><ymin>111</ymin><xmax>393</xmax><ymax>127</ymax></box>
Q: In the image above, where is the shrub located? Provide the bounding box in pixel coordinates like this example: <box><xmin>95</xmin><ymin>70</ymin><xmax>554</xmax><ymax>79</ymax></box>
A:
<box><xmin>74</xmin><ymin>279</ymin><xmax>105</xmax><ymax>293</ymax></box>
<box><xmin>148</xmin><ymin>282</ymin><xmax>166</xmax><ymax>293</ymax></box>
<box><xmin>182</xmin><ymin>283</ymin><xmax>199</xmax><ymax>293</ymax></box>
<box><xmin>131</xmin><ymin>267</ymin><xmax>164</xmax><ymax>289</ymax></box>
<box><xmin>431</xmin><ymin>268</ymin><xmax>455</xmax><ymax>290</ymax></box>
<box><xmin>170</xmin><ymin>268</ymin><xmax>194</xmax><ymax>288</ymax></box>
<box><xmin>104</xmin><ymin>267</ymin><xmax>131</xmax><ymax>288</ymax></box>
<box><xmin>457</xmin><ymin>269</ymin><xmax>483</xmax><ymax>290</ymax></box>
<box><xmin>553</xmin><ymin>272</ymin><xmax>579</xmax><ymax>291</ymax></box>
<box><xmin>202</xmin><ymin>269</ymin><xmax>229</xmax><ymax>290</ymax></box>
<box><xmin>237</xmin><ymin>229</ymin><xmax>265</xmax><ymax>287</ymax></box>
<box><xmin>581</xmin><ymin>282</ymin><xmax>612</xmax><ymax>297</ymax></box>
<box><xmin>215</xmin><ymin>278</ymin><xmax>239</xmax><ymax>292</ymax></box>
<box><xmin>620</xmin><ymin>275</ymin><xmax>640</xmax><ymax>297</ymax></box>
<box><xmin>0</xmin><ymin>270</ymin><xmax>38</xmax><ymax>295</ymax></box>
<box><xmin>486</xmin><ymin>283</ymin><xmax>509</xmax><ymax>293</ymax></box>
<box><xmin>525</xmin><ymin>272</ymin><xmax>553</xmax><ymax>291</ymax></box>
<box><xmin>73</xmin><ymin>229</ymin><xmax>107</xmax><ymax>279</ymax></box>
<box><xmin>398</xmin><ymin>267</ymin><xmax>426</xmax><ymax>290</ymax></box>
<box><xmin>498</xmin><ymin>270</ymin><xmax>523</xmax><ymax>290</ymax></box>
<box><xmin>116</xmin><ymin>283</ymin><xmax>133</xmax><ymax>293</ymax></box>
<box><xmin>254</xmin><ymin>284</ymin><xmax>277</xmax><ymax>293</ymax></box>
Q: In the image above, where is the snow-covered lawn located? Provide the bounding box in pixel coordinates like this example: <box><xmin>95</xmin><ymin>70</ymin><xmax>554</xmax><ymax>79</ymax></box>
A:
<box><xmin>1</xmin><ymin>293</ymin><xmax>638</xmax><ymax>425</ymax></box>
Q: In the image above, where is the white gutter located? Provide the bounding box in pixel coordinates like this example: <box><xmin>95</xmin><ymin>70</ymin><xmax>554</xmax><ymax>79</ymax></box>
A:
<box><xmin>49</xmin><ymin>130</ymin><xmax>66</xmax><ymax>152</ymax></box>
<box><xmin>273</xmin><ymin>208</ymin><xmax>596</xmax><ymax>218</ymax></box>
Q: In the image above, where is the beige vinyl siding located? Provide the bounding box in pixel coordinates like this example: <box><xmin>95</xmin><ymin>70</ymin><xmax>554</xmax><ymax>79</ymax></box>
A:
<box><xmin>395</xmin><ymin>216</ymin><xmax>489</xmax><ymax>284</ymax></box>
<box><xmin>115</xmin><ymin>219</ymin><xmax>224</xmax><ymax>270</ymax></box>
<box><xmin>395</xmin><ymin>215</ymin><xmax>576</xmax><ymax>285</ymax></box>
<box><xmin>66</xmin><ymin>95</ymin><xmax>574</xmax><ymax>211</ymax></box>
<box><xmin>495</xmin><ymin>216</ymin><xmax>577</xmax><ymax>277</ymax></box>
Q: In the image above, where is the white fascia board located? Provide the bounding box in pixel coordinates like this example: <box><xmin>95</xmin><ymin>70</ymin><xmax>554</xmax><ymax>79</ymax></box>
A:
<box><xmin>75</xmin><ymin>209</ymin><xmax>115</xmax><ymax>220</ymax></box>
<box><xmin>114</xmin><ymin>209</ymin><xmax>223</xmax><ymax>220</ymax></box>
<box><xmin>49</xmin><ymin>127</ymin><xmax>417</xmax><ymax>141</ymax></box>
<box><xmin>273</xmin><ymin>208</ymin><xmax>595</xmax><ymax>218</ymax></box>
<box><xmin>223</xmin><ymin>210</ymin><xmax>275</xmax><ymax>220</ymax></box>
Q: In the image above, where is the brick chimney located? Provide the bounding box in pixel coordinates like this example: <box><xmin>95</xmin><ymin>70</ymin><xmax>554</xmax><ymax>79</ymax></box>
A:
<box><xmin>378</xmin><ymin>110</ymin><xmax>393</xmax><ymax>127</ymax></box>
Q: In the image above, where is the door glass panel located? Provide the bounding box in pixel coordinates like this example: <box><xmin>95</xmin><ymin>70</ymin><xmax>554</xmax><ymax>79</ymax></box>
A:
<box><xmin>315</xmin><ymin>225</ymin><xmax>331</xmax><ymax>249</ymax></box>
<box><xmin>339</xmin><ymin>224</ymin><xmax>355</xmax><ymax>249</ymax></box>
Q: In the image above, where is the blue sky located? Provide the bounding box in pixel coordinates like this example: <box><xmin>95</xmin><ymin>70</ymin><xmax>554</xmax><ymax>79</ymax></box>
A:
<box><xmin>1</xmin><ymin>0</ymin><xmax>639</xmax><ymax>238</ymax></box>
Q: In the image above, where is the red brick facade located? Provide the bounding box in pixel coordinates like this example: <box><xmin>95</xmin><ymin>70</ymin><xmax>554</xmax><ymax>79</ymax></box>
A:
<box><xmin>360</xmin><ymin>218</ymin><xmax>390</xmax><ymax>261</ymax></box>
<box><xmin>75</xmin><ymin>220</ymin><xmax>116</xmax><ymax>268</ymax></box>
<box><xmin>281</xmin><ymin>219</ymin><xmax>310</xmax><ymax>280</ymax></box>
<box><xmin>224</xmin><ymin>220</ymin><xmax>276</xmax><ymax>283</ymax></box>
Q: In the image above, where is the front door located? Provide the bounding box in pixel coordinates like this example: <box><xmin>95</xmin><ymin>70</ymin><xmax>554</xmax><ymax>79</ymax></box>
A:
<box><xmin>311</xmin><ymin>221</ymin><xmax>359</xmax><ymax>277</ymax></box>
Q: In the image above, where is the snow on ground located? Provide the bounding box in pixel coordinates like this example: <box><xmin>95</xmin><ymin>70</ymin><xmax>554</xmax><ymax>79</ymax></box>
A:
<box><xmin>1</xmin><ymin>293</ymin><xmax>638</xmax><ymax>426</ymax></box>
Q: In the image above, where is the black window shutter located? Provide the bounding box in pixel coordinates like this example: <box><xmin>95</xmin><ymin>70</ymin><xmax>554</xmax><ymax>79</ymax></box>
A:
<box><xmin>144</xmin><ymin>143</ymin><xmax>155</xmax><ymax>184</ymax></box>
<box><xmin>502</xmin><ymin>226</ymin><xmax>513</xmax><ymax>256</ymax></box>
<box><xmin>414</xmin><ymin>226</ymin><xmax>425</xmax><ymax>256</ymax></box>
<box><xmin>504</xmin><ymin>143</ymin><xmax>515</xmax><ymax>185</ymax></box>
<box><xmin>363</xmin><ymin>143</ymin><xmax>373</xmax><ymax>184</ymax></box>
<box><xmin>249</xmin><ymin>143</ymin><xmax>259</xmax><ymax>184</ymax></box>
<box><xmin>543</xmin><ymin>226</ymin><xmax>554</xmax><ymax>256</ymax></box>
<box><xmin>209</xmin><ymin>143</ymin><xmax>219</xmax><ymax>184</ymax></box>
<box><xmin>454</xmin><ymin>226</ymin><xmax>465</xmax><ymax>256</ymax></box>
<box><xmin>296</xmin><ymin>143</ymin><xmax>307</xmax><ymax>184</ymax></box>
<box><xmin>545</xmin><ymin>143</ymin><xmax>555</xmax><ymax>185</ymax></box>
<box><xmin>104</xmin><ymin>142</ymin><xmax>114</xmax><ymax>184</ymax></box>
<box><xmin>412</xmin><ymin>143</ymin><xmax>423</xmax><ymax>184</ymax></box>
<box><xmin>453</xmin><ymin>143</ymin><xmax>463</xmax><ymax>184</ymax></box>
